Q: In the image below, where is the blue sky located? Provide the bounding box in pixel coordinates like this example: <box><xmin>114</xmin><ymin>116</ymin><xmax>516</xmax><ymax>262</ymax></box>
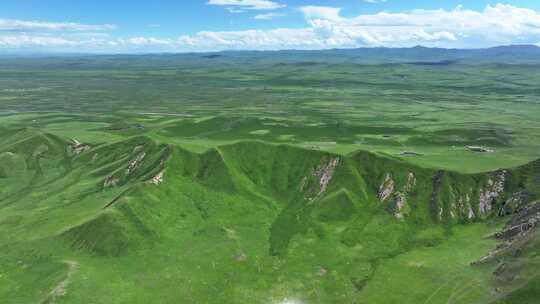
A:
<box><xmin>1</xmin><ymin>1</ymin><xmax>540</xmax><ymax>52</ymax></box>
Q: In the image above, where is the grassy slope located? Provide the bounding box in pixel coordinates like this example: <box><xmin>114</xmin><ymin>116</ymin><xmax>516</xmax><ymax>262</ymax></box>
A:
<box><xmin>0</xmin><ymin>130</ymin><xmax>538</xmax><ymax>303</ymax></box>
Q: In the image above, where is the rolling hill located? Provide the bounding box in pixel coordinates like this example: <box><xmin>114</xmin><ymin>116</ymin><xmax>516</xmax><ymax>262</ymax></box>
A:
<box><xmin>0</xmin><ymin>128</ymin><xmax>538</xmax><ymax>303</ymax></box>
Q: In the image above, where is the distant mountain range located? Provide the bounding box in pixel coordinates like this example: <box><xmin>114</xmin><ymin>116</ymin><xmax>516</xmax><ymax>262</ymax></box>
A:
<box><xmin>216</xmin><ymin>44</ymin><xmax>540</xmax><ymax>64</ymax></box>
<box><xmin>1</xmin><ymin>45</ymin><xmax>539</xmax><ymax>66</ymax></box>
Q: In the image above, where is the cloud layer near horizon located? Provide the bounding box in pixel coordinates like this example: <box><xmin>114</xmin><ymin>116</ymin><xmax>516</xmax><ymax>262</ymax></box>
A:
<box><xmin>1</xmin><ymin>4</ymin><xmax>540</xmax><ymax>52</ymax></box>
<box><xmin>207</xmin><ymin>0</ymin><xmax>286</xmax><ymax>11</ymax></box>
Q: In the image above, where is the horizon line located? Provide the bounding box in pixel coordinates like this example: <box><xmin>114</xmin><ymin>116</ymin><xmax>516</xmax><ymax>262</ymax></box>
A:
<box><xmin>0</xmin><ymin>44</ymin><xmax>538</xmax><ymax>57</ymax></box>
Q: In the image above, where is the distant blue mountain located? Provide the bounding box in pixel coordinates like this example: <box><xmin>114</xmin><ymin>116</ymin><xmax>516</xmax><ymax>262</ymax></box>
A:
<box><xmin>1</xmin><ymin>45</ymin><xmax>539</xmax><ymax>67</ymax></box>
<box><xmin>210</xmin><ymin>45</ymin><xmax>540</xmax><ymax>64</ymax></box>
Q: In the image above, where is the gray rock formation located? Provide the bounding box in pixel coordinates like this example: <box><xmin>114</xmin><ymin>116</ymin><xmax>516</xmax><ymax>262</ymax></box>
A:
<box><xmin>378</xmin><ymin>174</ymin><xmax>395</xmax><ymax>202</ymax></box>
<box><xmin>473</xmin><ymin>201</ymin><xmax>540</xmax><ymax>265</ymax></box>
<box><xmin>68</xmin><ymin>139</ymin><xmax>91</xmax><ymax>155</ymax></box>
<box><xmin>126</xmin><ymin>152</ymin><xmax>146</xmax><ymax>175</ymax></box>
<box><xmin>300</xmin><ymin>156</ymin><xmax>340</xmax><ymax>201</ymax></box>
<box><xmin>478</xmin><ymin>170</ymin><xmax>506</xmax><ymax>215</ymax></box>
<box><xmin>150</xmin><ymin>170</ymin><xmax>165</xmax><ymax>185</ymax></box>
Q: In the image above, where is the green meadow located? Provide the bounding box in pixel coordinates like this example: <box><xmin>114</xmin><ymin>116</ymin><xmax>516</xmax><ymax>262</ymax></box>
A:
<box><xmin>0</xmin><ymin>50</ymin><xmax>539</xmax><ymax>303</ymax></box>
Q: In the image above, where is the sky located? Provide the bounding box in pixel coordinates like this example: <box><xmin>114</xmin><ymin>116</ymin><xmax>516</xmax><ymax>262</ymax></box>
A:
<box><xmin>1</xmin><ymin>0</ymin><xmax>540</xmax><ymax>53</ymax></box>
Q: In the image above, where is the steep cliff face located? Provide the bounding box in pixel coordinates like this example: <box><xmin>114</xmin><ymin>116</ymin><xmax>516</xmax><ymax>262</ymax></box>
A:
<box><xmin>2</xmin><ymin>132</ymin><xmax>538</xmax><ymax>253</ymax></box>
<box><xmin>365</xmin><ymin>158</ymin><xmax>536</xmax><ymax>226</ymax></box>
<box><xmin>300</xmin><ymin>156</ymin><xmax>340</xmax><ymax>200</ymax></box>
<box><xmin>1</xmin><ymin>131</ymin><xmax>539</xmax><ymax>304</ymax></box>
<box><xmin>55</xmin><ymin>136</ymin><xmax>538</xmax><ymax>254</ymax></box>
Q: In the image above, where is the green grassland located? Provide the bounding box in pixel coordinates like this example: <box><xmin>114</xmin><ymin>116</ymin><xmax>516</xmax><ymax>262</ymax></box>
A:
<box><xmin>1</xmin><ymin>52</ymin><xmax>540</xmax><ymax>173</ymax></box>
<box><xmin>0</xmin><ymin>127</ymin><xmax>538</xmax><ymax>303</ymax></box>
<box><xmin>1</xmin><ymin>50</ymin><xmax>540</xmax><ymax>303</ymax></box>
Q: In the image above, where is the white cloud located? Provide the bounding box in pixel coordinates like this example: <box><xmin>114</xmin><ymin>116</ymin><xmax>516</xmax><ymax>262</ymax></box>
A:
<box><xmin>207</xmin><ymin>0</ymin><xmax>285</xmax><ymax>11</ymax></box>
<box><xmin>300</xmin><ymin>6</ymin><xmax>342</xmax><ymax>21</ymax></box>
<box><xmin>179</xmin><ymin>4</ymin><xmax>540</xmax><ymax>50</ymax></box>
<box><xmin>0</xmin><ymin>35</ymin><xmax>76</xmax><ymax>47</ymax></box>
<box><xmin>0</xmin><ymin>18</ymin><xmax>116</xmax><ymax>32</ymax></box>
<box><xmin>1</xmin><ymin>4</ymin><xmax>540</xmax><ymax>52</ymax></box>
<box><xmin>179</xmin><ymin>28</ymin><xmax>319</xmax><ymax>50</ymax></box>
<box><xmin>0</xmin><ymin>34</ymin><xmax>176</xmax><ymax>52</ymax></box>
<box><xmin>363</xmin><ymin>0</ymin><xmax>387</xmax><ymax>3</ymax></box>
<box><xmin>253</xmin><ymin>13</ymin><xmax>284</xmax><ymax>20</ymax></box>
<box><xmin>118</xmin><ymin>37</ymin><xmax>172</xmax><ymax>46</ymax></box>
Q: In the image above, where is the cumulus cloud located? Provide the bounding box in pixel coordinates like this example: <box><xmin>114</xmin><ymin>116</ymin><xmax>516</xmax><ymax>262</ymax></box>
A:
<box><xmin>1</xmin><ymin>3</ymin><xmax>540</xmax><ymax>52</ymax></box>
<box><xmin>179</xmin><ymin>4</ymin><xmax>540</xmax><ymax>50</ymax></box>
<box><xmin>207</xmin><ymin>0</ymin><xmax>285</xmax><ymax>11</ymax></box>
<box><xmin>0</xmin><ymin>18</ymin><xmax>116</xmax><ymax>32</ymax></box>
<box><xmin>0</xmin><ymin>17</ymin><xmax>171</xmax><ymax>52</ymax></box>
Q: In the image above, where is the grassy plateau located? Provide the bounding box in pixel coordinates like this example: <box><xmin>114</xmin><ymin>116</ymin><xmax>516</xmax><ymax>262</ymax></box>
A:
<box><xmin>0</xmin><ymin>46</ymin><xmax>539</xmax><ymax>303</ymax></box>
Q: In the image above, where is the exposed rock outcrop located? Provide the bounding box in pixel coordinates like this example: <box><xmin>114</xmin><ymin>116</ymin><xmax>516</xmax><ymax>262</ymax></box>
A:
<box><xmin>150</xmin><ymin>170</ymin><xmax>165</xmax><ymax>185</ymax></box>
<box><xmin>103</xmin><ymin>176</ymin><xmax>120</xmax><ymax>188</ymax></box>
<box><xmin>456</xmin><ymin>193</ymin><xmax>475</xmax><ymax>220</ymax></box>
<box><xmin>378</xmin><ymin>172</ymin><xmax>416</xmax><ymax>220</ymax></box>
<box><xmin>495</xmin><ymin>202</ymin><xmax>540</xmax><ymax>240</ymax></box>
<box><xmin>300</xmin><ymin>156</ymin><xmax>340</xmax><ymax>200</ymax></box>
<box><xmin>394</xmin><ymin>173</ymin><xmax>417</xmax><ymax>219</ymax></box>
<box><xmin>317</xmin><ymin>157</ymin><xmax>340</xmax><ymax>196</ymax></box>
<box><xmin>429</xmin><ymin>170</ymin><xmax>507</xmax><ymax>222</ymax></box>
<box><xmin>499</xmin><ymin>191</ymin><xmax>532</xmax><ymax>216</ymax></box>
<box><xmin>126</xmin><ymin>152</ymin><xmax>146</xmax><ymax>175</ymax></box>
<box><xmin>378</xmin><ymin>174</ymin><xmax>395</xmax><ymax>202</ymax></box>
<box><xmin>68</xmin><ymin>139</ymin><xmax>91</xmax><ymax>155</ymax></box>
<box><xmin>405</xmin><ymin>172</ymin><xmax>416</xmax><ymax>192</ymax></box>
<box><xmin>472</xmin><ymin>201</ymin><xmax>540</xmax><ymax>265</ymax></box>
<box><xmin>393</xmin><ymin>192</ymin><xmax>407</xmax><ymax>220</ymax></box>
<box><xmin>478</xmin><ymin>170</ymin><xmax>507</xmax><ymax>216</ymax></box>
